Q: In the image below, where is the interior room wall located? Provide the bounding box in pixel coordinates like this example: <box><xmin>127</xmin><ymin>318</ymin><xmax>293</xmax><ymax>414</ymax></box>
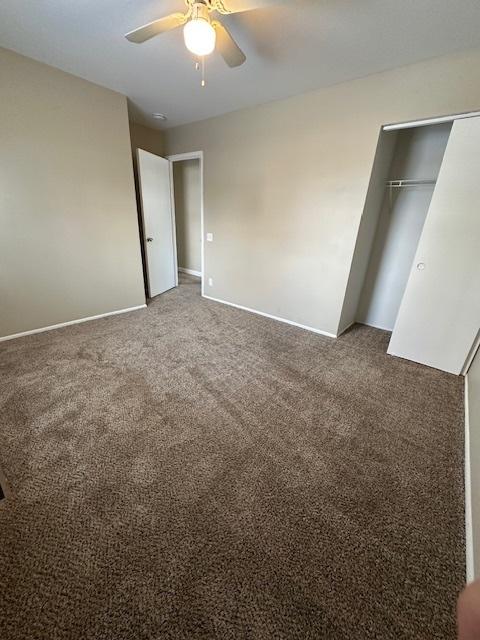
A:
<box><xmin>164</xmin><ymin>48</ymin><xmax>480</xmax><ymax>337</ymax></box>
<box><xmin>129</xmin><ymin>122</ymin><xmax>165</xmax><ymax>158</ymax></box>
<box><xmin>467</xmin><ymin>348</ymin><xmax>480</xmax><ymax>579</ymax></box>
<box><xmin>356</xmin><ymin>123</ymin><xmax>451</xmax><ymax>331</ymax></box>
<box><xmin>0</xmin><ymin>47</ymin><xmax>145</xmax><ymax>339</ymax></box>
<box><xmin>173</xmin><ymin>160</ymin><xmax>201</xmax><ymax>275</ymax></box>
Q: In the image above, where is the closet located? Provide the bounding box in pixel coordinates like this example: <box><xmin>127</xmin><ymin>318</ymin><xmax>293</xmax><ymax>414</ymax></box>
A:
<box><xmin>358</xmin><ymin>123</ymin><xmax>451</xmax><ymax>332</ymax></box>
<box><xmin>351</xmin><ymin>114</ymin><xmax>480</xmax><ymax>375</ymax></box>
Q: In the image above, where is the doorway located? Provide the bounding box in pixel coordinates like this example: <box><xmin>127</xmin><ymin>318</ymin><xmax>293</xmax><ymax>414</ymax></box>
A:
<box><xmin>135</xmin><ymin>149</ymin><xmax>204</xmax><ymax>299</ymax></box>
<box><xmin>169</xmin><ymin>153</ymin><xmax>204</xmax><ymax>293</ymax></box>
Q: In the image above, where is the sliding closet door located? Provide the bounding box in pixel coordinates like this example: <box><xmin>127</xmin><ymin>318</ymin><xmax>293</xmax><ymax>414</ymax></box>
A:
<box><xmin>387</xmin><ymin>117</ymin><xmax>480</xmax><ymax>374</ymax></box>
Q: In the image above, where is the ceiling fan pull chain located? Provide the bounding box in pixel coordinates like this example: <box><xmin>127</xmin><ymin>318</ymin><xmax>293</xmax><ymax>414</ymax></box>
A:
<box><xmin>201</xmin><ymin>56</ymin><xmax>206</xmax><ymax>87</ymax></box>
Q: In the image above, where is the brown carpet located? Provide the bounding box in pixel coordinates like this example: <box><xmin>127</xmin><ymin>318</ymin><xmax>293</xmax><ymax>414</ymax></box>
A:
<box><xmin>0</xmin><ymin>273</ymin><xmax>465</xmax><ymax>639</ymax></box>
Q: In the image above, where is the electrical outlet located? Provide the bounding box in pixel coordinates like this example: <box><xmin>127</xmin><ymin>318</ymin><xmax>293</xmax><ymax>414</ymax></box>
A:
<box><xmin>208</xmin><ymin>277</ymin><xmax>213</xmax><ymax>287</ymax></box>
<box><xmin>206</xmin><ymin>232</ymin><xmax>213</xmax><ymax>242</ymax></box>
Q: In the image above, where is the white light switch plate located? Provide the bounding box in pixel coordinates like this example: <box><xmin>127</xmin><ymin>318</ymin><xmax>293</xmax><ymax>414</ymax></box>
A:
<box><xmin>206</xmin><ymin>233</ymin><xmax>213</xmax><ymax>242</ymax></box>
<box><xmin>208</xmin><ymin>277</ymin><xmax>213</xmax><ymax>287</ymax></box>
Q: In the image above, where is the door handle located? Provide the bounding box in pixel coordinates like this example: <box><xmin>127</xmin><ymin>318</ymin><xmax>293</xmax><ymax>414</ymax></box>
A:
<box><xmin>146</xmin><ymin>237</ymin><xmax>153</xmax><ymax>242</ymax></box>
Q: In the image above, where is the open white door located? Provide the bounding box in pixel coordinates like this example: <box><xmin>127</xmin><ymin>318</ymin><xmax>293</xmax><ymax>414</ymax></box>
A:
<box><xmin>137</xmin><ymin>149</ymin><xmax>177</xmax><ymax>298</ymax></box>
<box><xmin>388</xmin><ymin>117</ymin><xmax>480</xmax><ymax>374</ymax></box>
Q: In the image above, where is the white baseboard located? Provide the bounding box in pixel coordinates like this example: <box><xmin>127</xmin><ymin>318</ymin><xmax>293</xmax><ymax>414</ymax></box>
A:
<box><xmin>0</xmin><ymin>304</ymin><xmax>147</xmax><ymax>343</ymax></box>
<box><xmin>202</xmin><ymin>294</ymin><xmax>336</xmax><ymax>338</ymax></box>
<box><xmin>465</xmin><ymin>375</ymin><xmax>475</xmax><ymax>582</ymax></box>
<box><xmin>178</xmin><ymin>267</ymin><xmax>202</xmax><ymax>277</ymax></box>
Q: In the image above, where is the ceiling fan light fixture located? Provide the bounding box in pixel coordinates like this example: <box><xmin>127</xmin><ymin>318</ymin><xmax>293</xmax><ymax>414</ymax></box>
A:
<box><xmin>183</xmin><ymin>17</ymin><xmax>216</xmax><ymax>56</ymax></box>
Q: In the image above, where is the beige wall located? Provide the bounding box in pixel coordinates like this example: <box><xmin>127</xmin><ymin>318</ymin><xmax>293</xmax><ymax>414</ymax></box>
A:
<box><xmin>468</xmin><ymin>348</ymin><xmax>480</xmax><ymax>579</ymax></box>
<box><xmin>0</xmin><ymin>48</ymin><xmax>145</xmax><ymax>338</ymax></box>
<box><xmin>130</xmin><ymin>122</ymin><xmax>165</xmax><ymax>158</ymax></box>
<box><xmin>165</xmin><ymin>48</ymin><xmax>480</xmax><ymax>336</ymax></box>
<box><xmin>173</xmin><ymin>160</ymin><xmax>201</xmax><ymax>273</ymax></box>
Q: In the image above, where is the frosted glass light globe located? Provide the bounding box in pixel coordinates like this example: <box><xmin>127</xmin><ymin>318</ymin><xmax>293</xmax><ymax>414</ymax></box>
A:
<box><xmin>183</xmin><ymin>18</ymin><xmax>216</xmax><ymax>56</ymax></box>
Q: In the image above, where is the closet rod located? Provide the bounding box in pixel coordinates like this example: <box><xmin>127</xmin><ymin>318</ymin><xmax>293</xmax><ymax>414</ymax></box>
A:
<box><xmin>386</xmin><ymin>179</ymin><xmax>436</xmax><ymax>188</ymax></box>
<box><xmin>383</xmin><ymin>110</ymin><xmax>480</xmax><ymax>131</ymax></box>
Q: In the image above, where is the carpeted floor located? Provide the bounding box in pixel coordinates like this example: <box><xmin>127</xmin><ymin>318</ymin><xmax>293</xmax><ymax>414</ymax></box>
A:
<box><xmin>0</xmin><ymin>273</ymin><xmax>465</xmax><ymax>639</ymax></box>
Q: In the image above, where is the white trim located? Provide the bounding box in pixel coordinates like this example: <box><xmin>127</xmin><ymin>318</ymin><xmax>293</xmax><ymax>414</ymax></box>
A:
<box><xmin>465</xmin><ymin>375</ymin><xmax>475</xmax><ymax>583</ymax></box>
<box><xmin>167</xmin><ymin>152</ymin><xmax>203</xmax><ymax>162</ymax></box>
<box><xmin>203</xmin><ymin>295</ymin><xmax>337</xmax><ymax>338</ymax></box>
<box><xmin>166</xmin><ymin>151</ymin><xmax>205</xmax><ymax>297</ymax></box>
<box><xmin>0</xmin><ymin>305</ymin><xmax>147</xmax><ymax>343</ymax></box>
<box><xmin>178</xmin><ymin>267</ymin><xmax>202</xmax><ymax>277</ymax></box>
<box><xmin>167</xmin><ymin>160</ymin><xmax>179</xmax><ymax>288</ymax></box>
<box><xmin>383</xmin><ymin>110</ymin><xmax>480</xmax><ymax>131</ymax></box>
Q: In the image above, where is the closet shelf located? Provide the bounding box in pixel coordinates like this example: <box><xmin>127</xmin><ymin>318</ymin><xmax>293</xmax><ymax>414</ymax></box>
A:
<box><xmin>386</xmin><ymin>179</ymin><xmax>436</xmax><ymax>188</ymax></box>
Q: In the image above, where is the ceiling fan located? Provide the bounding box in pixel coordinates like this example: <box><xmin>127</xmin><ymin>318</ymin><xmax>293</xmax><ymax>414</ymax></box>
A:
<box><xmin>125</xmin><ymin>0</ymin><xmax>285</xmax><ymax>69</ymax></box>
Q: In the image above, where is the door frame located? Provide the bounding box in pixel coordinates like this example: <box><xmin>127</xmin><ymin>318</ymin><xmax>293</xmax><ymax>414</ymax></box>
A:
<box><xmin>166</xmin><ymin>151</ymin><xmax>205</xmax><ymax>296</ymax></box>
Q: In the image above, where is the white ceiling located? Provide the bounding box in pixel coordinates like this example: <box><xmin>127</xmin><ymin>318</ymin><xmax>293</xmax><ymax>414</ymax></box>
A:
<box><xmin>1</xmin><ymin>0</ymin><xmax>480</xmax><ymax>129</ymax></box>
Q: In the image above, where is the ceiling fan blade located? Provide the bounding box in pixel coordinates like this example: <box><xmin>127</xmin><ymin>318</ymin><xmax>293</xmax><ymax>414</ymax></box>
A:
<box><xmin>125</xmin><ymin>13</ymin><xmax>186</xmax><ymax>43</ymax></box>
<box><xmin>213</xmin><ymin>20</ymin><xmax>246</xmax><ymax>67</ymax></box>
<box><xmin>213</xmin><ymin>0</ymin><xmax>287</xmax><ymax>14</ymax></box>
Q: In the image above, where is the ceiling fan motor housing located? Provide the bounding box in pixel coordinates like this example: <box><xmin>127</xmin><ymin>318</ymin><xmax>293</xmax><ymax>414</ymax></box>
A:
<box><xmin>191</xmin><ymin>1</ymin><xmax>211</xmax><ymax>20</ymax></box>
